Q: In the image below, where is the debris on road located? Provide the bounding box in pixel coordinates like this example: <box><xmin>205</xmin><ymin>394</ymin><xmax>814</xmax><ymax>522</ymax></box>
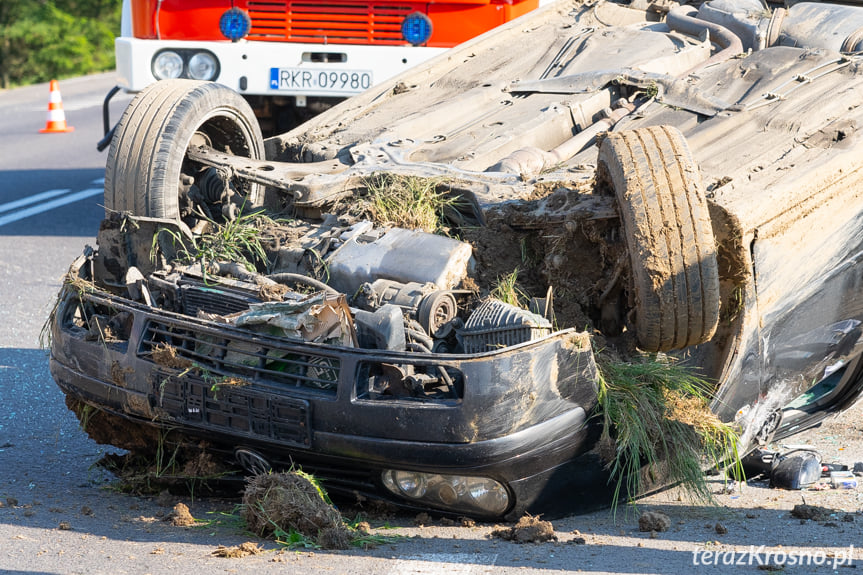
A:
<box><xmin>490</xmin><ymin>514</ymin><xmax>557</xmax><ymax>543</ymax></box>
<box><xmin>167</xmin><ymin>502</ymin><xmax>196</xmax><ymax>527</ymax></box>
<box><xmin>212</xmin><ymin>542</ymin><xmax>265</xmax><ymax>558</ymax></box>
<box><xmin>638</xmin><ymin>511</ymin><xmax>671</xmax><ymax>533</ymax></box>
<box><xmin>241</xmin><ymin>471</ymin><xmax>352</xmax><ymax>550</ymax></box>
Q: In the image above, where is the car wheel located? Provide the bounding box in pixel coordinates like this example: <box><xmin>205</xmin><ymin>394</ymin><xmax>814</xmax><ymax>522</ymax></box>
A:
<box><xmin>104</xmin><ymin>79</ymin><xmax>265</xmax><ymax>223</ymax></box>
<box><xmin>597</xmin><ymin>125</ymin><xmax>720</xmax><ymax>352</ymax></box>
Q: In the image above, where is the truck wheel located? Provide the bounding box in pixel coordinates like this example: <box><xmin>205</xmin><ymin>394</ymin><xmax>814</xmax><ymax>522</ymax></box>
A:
<box><xmin>105</xmin><ymin>79</ymin><xmax>265</xmax><ymax>222</ymax></box>
<box><xmin>597</xmin><ymin>125</ymin><xmax>719</xmax><ymax>352</ymax></box>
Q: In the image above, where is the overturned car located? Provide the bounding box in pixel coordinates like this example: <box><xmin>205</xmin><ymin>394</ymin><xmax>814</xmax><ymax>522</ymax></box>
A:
<box><xmin>49</xmin><ymin>0</ymin><xmax>863</xmax><ymax>519</ymax></box>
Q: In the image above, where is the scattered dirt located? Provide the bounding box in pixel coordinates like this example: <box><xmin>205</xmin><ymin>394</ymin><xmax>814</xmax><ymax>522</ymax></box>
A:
<box><xmin>355</xmin><ymin>521</ymin><xmax>371</xmax><ymax>534</ymax></box>
<box><xmin>414</xmin><ymin>512</ymin><xmax>431</xmax><ymax>526</ymax></box>
<box><xmin>212</xmin><ymin>542</ymin><xmax>264</xmax><ymax>558</ymax></box>
<box><xmin>66</xmin><ymin>397</ymin><xmax>162</xmax><ymax>454</ymax></box>
<box><xmin>212</xmin><ymin>377</ymin><xmax>251</xmax><ymax>388</ymax></box>
<box><xmin>84</xmin><ymin>314</ymin><xmax>117</xmax><ymax>342</ymax></box>
<box><xmin>638</xmin><ymin>510</ymin><xmax>671</xmax><ymax>532</ymax></box>
<box><xmin>318</xmin><ymin>526</ymin><xmax>353</xmax><ymax>550</ymax></box>
<box><xmin>790</xmin><ymin>503</ymin><xmax>835</xmax><ymax>522</ymax></box>
<box><xmin>167</xmin><ymin>502</ymin><xmax>196</xmax><ymax>527</ymax></box>
<box><xmin>460</xmin><ymin>186</ymin><xmax>621</xmax><ymax>331</ymax></box>
<box><xmin>110</xmin><ymin>362</ymin><xmax>128</xmax><ymax>386</ymax></box>
<box><xmin>69</xmin><ymin>399</ymin><xmax>237</xmax><ymax>496</ymax></box>
<box><xmin>241</xmin><ymin>472</ymin><xmax>349</xmax><ymax>549</ymax></box>
<box><xmin>181</xmin><ymin>447</ymin><xmax>225</xmax><ymax>477</ymax></box>
<box><xmin>259</xmin><ymin>283</ymin><xmax>291</xmax><ymax>301</ymax></box>
<box><xmin>150</xmin><ymin>343</ymin><xmax>194</xmax><ymax>370</ymax></box>
<box><xmin>491</xmin><ymin>514</ymin><xmax>557</xmax><ymax>543</ymax></box>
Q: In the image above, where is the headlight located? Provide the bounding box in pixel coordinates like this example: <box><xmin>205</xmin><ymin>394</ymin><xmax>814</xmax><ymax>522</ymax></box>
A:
<box><xmin>382</xmin><ymin>470</ymin><xmax>509</xmax><ymax>515</ymax></box>
<box><xmin>188</xmin><ymin>52</ymin><xmax>218</xmax><ymax>80</ymax></box>
<box><xmin>401</xmin><ymin>12</ymin><xmax>433</xmax><ymax>46</ymax></box>
<box><xmin>152</xmin><ymin>50</ymin><xmax>183</xmax><ymax>79</ymax></box>
<box><xmin>392</xmin><ymin>470</ymin><xmax>428</xmax><ymax>498</ymax></box>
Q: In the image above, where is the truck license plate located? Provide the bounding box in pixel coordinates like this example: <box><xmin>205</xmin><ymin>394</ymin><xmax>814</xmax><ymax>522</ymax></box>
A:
<box><xmin>270</xmin><ymin>67</ymin><xmax>373</xmax><ymax>93</ymax></box>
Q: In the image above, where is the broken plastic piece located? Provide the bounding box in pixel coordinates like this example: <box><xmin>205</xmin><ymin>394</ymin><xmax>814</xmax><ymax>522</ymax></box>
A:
<box><xmin>770</xmin><ymin>451</ymin><xmax>822</xmax><ymax>489</ymax></box>
<box><xmin>228</xmin><ymin>292</ymin><xmax>357</xmax><ymax>346</ymax></box>
<box><xmin>354</xmin><ymin>304</ymin><xmax>406</xmax><ymax>351</ymax></box>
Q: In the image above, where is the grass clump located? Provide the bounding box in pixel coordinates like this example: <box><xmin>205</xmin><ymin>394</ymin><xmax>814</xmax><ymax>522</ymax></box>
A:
<box><xmin>364</xmin><ymin>173</ymin><xmax>460</xmax><ymax>234</ymax></box>
<box><xmin>154</xmin><ymin>210</ymin><xmax>272</xmax><ymax>273</ymax></box>
<box><xmin>490</xmin><ymin>268</ymin><xmax>529</xmax><ymax>308</ymax></box>
<box><xmin>241</xmin><ymin>470</ymin><xmax>401</xmax><ymax>550</ymax></box>
<box><xmin>596</xmin><ymin>355</ymin><xmax>741</xmax><ymax>512</ymax></box>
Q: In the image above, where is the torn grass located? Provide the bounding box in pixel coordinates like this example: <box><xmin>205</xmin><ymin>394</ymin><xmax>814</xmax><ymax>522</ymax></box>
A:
<box><xmin>364</xmin><ymin>173</ymin><xmax>461</xmax><ymax>234</ymax></box>
<box><xmin>241</xmin><ymin>470</ymin><xmax>402</xmax><ymax>550</ymax></box>
<box><xmin>596</xmin><ymin>355</ymin><xmax>742</xmax><ymax>514</ymax></box>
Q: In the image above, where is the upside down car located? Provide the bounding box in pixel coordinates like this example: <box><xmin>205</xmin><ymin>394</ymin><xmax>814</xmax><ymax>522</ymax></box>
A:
<box><xmin>48</xmin><ymin>0</ymin><xmax>863</xmax><ymax>519</ymax></box>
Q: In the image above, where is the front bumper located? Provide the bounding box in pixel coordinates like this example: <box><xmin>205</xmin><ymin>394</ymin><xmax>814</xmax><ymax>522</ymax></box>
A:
<box><xmin>115</xmin><ymin>37</ymin><xmax>446</xmax><ymax>96</ymax></box>
<box><xmin>49</xmin><ymin>256</ymin><xmax>606</xmax><ymax>519</ymax></box>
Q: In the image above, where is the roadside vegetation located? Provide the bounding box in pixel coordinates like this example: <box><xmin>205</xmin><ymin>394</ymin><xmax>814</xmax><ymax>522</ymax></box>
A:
<box><xmin>0</xmin><ymin>0</ymin><xmax>120</xmax><ymax>89</ymax></box>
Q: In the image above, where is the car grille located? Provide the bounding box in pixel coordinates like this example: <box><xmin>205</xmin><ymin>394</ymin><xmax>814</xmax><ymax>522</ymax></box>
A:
<box><xmin>247</xmin><ymin>0</ymin><xmax>422</xmax><ymax>44</ymax></box>
<box><xmin>139</xmin><ymin>320</ymin><xmax>341</xmax><ymax>393</ymax></box>
<box><xmin>156</xmin><ymin>375</ymin><xmax>313</xmax><ymax>448</ymax></box>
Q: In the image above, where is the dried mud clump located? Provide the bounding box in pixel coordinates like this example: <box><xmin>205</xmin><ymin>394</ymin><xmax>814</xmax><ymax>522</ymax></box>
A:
<box><xmin>167</xmin><ymin>502</ymin><xmax>196</xmax><ymax>527</ymax></box>
<box><xmin>318</xmin><ymin>525</ymin><xmax>353</xmax><ymax>550</ymax></box>
<box><xmin>791</xmin><ymin>504</ymin><xmax>835</xmax><ymax>522</ymax></box>
<box><xmin>212</xmin><ymin>542</ymin><xmax>264</xmax><ymax>558</ymax></box>
<box><xmin>150</xmin><ymin>343</ymin><xmax>194</xmax><ymax>370</ymax></box>
<box><xmin>242</xmin><ymin>472</ymin><xmax>351</xmax><ymax>549</ymax></box>
<box><xmin>491</xmin><ymin>514</ymin><xmax>557</xmax><ymax>543</ymax></box>
<box><xmin>66</xmin><ymin>397</ymin><xmax>161</xmax><ymax>453</ymax></box>
<box><xmin>638</xmin><ymin>511</ymin><xmax>671</xmax><ymax>532</ymax></box>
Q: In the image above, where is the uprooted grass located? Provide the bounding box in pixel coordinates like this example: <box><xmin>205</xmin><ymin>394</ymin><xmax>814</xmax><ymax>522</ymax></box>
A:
<box><xmin>363</xmin><ymin>173</ymin><xmax>462</xmax><ymax>234</ymax></box>
<box><xmin>153</xmin><ymin>210</ymin><xmax>275</xmax><ymax>272</ymax></box>
<box><xmin>489</xmin><ymin>268</ymin><xmax>529</xmax><ymax>309</ymax></box>
<box><xmin>596</xmin><ymin>355</ymin><xmax>742</xmax><ymax>514</ymax></box>
<box><xmin>241</xmin><ymin>470</ymin><xmax>402</xmax><ymax>550</ymax></box>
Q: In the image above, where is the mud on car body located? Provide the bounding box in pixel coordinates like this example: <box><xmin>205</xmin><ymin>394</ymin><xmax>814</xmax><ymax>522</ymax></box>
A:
<box><xmin>49</xmin><ymin>0</ymin><xmax>863</xmax><ymax>519</ymax></box>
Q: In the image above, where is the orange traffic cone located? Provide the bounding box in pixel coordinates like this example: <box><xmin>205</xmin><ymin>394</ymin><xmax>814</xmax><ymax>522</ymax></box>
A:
<box><xmin>39</xmin><ymin>79</ymin><xmax>74</xmax><ymax>133</ymax></box>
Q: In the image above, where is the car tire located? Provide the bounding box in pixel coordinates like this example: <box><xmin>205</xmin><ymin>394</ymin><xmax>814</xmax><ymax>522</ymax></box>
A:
<box><xmin>105</xmin><ymin>79</ymin><xmax>265</xmax><ymax>219</ymax></box>
<box><xmin>597</xmin><ymin>125</ymin><xmax>720</xmax><ymax>352</ymax></box>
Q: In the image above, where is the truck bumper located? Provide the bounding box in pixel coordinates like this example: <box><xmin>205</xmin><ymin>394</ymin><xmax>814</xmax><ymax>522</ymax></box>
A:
<box><xmin>115</xmin><ymin>37</ymin><xmax>446</xmax><ymax>97</ymax></box>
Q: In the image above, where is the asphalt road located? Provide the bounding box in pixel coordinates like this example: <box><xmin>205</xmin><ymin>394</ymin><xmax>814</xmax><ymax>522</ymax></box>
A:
<box><xmin>4</xmin><ymin>75</ymin><xmax>863</xmax><ymax>575</ymax></box>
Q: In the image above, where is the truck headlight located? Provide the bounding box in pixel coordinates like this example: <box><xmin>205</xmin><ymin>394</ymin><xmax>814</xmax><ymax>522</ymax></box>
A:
<box><xmin>382</xmin><ymin>470</ymin><xmax>510</xmax><ymax>515</ymax></box>
<box><xmin>188</xmin><ymin>52</ymin><xmax>219</xmax><ymax>81</ymax></box>
<box><xmin>152</xmin><ymin>50</ymin><xmax>183</xmax><ymax>79</ymax></box>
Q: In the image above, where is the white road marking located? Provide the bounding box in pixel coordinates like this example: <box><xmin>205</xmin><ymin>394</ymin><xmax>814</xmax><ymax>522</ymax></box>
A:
<box><xmin>0</xmin><ymin>188</ymin><xmax>103</xmax><ymax>228</ymax></box>
<box><xmin>0</xmin><ymin>189</ymin><xmax>71</xmax><ymax>214</ymax></box>
<box><xmin>0</xmin><ymin>178</ymin><xmax>105</xmax><ymax>226</ymax></box>
<box><xmin>388</xmin><ymin>553</ymin><xmax>498</xmax><ymax>575</ymax></box>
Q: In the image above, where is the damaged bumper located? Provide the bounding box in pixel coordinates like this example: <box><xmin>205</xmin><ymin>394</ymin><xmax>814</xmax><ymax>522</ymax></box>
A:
<box><xmin>49</xmin><ymin>253</ymin><xmax>606</xmax><ymax>519</ymax></box>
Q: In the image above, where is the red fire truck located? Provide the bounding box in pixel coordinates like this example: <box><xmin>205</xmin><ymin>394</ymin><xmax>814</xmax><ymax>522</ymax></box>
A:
<box><xmin>100</xmin><ymin>0</ymin><xmax>543</xmax><ymax>145</ymax></box>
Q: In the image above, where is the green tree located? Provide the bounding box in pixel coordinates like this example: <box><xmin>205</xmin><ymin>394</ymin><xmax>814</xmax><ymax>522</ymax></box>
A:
<box><xmin>0</xmin><ymin>0</ymin><xmax>121</xmax><ymax>89</ymax></box>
